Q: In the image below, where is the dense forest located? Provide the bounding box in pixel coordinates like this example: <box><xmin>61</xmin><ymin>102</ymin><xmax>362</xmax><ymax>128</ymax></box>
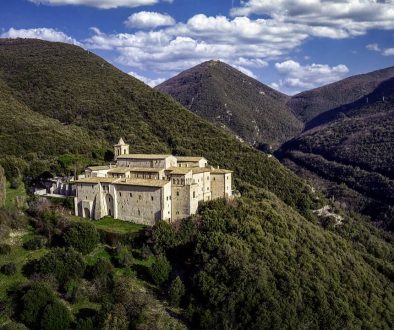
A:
<box><xmin>0</xmin><ymin>39</ymin><xmax>393</xmax><ymax>329</ymax></box>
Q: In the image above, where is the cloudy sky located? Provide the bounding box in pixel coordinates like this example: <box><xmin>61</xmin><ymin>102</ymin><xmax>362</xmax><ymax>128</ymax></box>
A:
<box><xmin>1</xmin><ymin>0</ymin><xmax>393</xmax><ymax>94</ymax></box>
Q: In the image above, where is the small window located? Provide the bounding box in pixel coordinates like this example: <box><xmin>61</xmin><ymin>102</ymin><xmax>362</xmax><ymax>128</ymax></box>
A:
<box><xmin>151</xmin><ymin>196</ymin><xmax>154</xmax><ymax>201</ymax></box>
<box><xmin>130</xmin><ymin>193</ymin><xmax>133</xmax><ymax>197</ymax></box>
<box><xmin>166</xmin><ymin>196</ymin><xmax>169</xmax><ymax>201</ymax></box>
<box><xmin>193</xmin><ymin>191</ymin><xmax>196</xmax><ymax>198</ymax></box>
<box><xmin>213</xmin><ymin>177</ymin><xmax>216</xmax><ymax>181</ymax></box>
<box><xmin>176</xmin><ymin>191</ymin><xmax>179</xmax><ymax>196</ymax></box>
<box><xmin>139</xmin><ymin>195</ymin><xmax>142</xmax><ymax>200</ymax></box>
<box><xmin>119</xmin><ymin>192</ymin><xmax>122</xmax><ymax>197</ymax></box>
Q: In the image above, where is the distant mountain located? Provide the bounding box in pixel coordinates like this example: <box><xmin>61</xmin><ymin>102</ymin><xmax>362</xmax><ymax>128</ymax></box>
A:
<box><xmin>280</xmin><ymin>73</ymin><xmax>394</xmax><ymax>228</ymax></box>
<box><xmin>1</xmin><ymin>39</ymin><xmax>394</xmax><ymax>329</ymax></box>
<box><xmin>288</xmin><ymin>66</ymin><xmax>394</xmax><ymax>123</ymax></box>
<box><xmin>156</xmin><ymin>60</ymin><xmax>302</xmax><ymax>148</ymax></box>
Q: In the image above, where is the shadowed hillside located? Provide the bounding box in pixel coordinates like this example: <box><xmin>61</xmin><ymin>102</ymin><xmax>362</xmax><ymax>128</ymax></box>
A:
<box><xmin>288</xmin><ymin>66</ymin><xmax>394</xmax><ymax>123</ymax></box>
<box><xmin>156</xmin><ymin>60</ymin><xmax>302</xmax><ymax>148</ymax></box>
<box><xmin>0</xmin><ymin>38</ymin><xmax>312</xmax><ymax>212</ymax></box>
<box><xmin>280</xmin><ymin>75</ymin><xmax>394</xmax><ymax>228</ymax></box>
<box><xmin>0</xmin><ymin>39</ymin><xmax>393</xmax><ymax>330</ymax></box>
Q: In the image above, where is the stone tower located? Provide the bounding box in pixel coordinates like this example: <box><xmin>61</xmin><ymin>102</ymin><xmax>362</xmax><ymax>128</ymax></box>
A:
<box><xmin>114</xmin><ymin>138</ymin><xmax>129</xmax><ymax>160</ymax></box>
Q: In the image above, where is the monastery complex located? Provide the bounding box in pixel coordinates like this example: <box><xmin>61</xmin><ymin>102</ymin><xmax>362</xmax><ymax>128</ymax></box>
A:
<box><xmin>74</xmin><ymin>138</ymin><xmax>233</xmax><ymax>225</ymax></box>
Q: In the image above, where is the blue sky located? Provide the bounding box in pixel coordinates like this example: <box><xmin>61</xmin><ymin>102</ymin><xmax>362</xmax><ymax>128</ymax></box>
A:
<box><xmin>1</xmin><ymin>0</ymin><xmax>393</xmax><ymax>94</ymax></box>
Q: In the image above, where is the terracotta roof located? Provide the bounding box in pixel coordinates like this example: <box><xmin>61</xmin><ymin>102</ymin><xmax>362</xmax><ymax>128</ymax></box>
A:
<box><xmin>176</xmin><ymin>156</ymin><xmax>207</xmax><ymax>162</ymax></box>
<box><xmin>114</xmin><ymin>137</ymin><xmax>128</xmax><ymax>146</ymax></box>
<box><xmin>107</xmin><ymin>167</ymin><xmax>131</xmax><ymax>174</ymax></box>
<box><xmin>191</xmin><ymin>167</ymin><xmax>212</xmax><ymax>174</ymax></box>
<box><xmin>86</xmin><ymin>166</ymin><xmax>110</xmax><ymax>171</ymax></box>
<box><xmin>129</xmin><ymin>168</ymin><xmax>164</xmax><ymax>173</ymax></box>
<box><xmin>114</xmin><ymin>178</ymin><xmax>170</xmax><ymax>188</ymax></box>
<box><xmin>117</xmin><ymin>154</ymin><xmax>173</xmax><ymax>160</ymax></box>
<box><xmin>211</xmin><ymin>168</ymin><xmax>233</xmax><ymax>174</ymax></box>
<box><xmin>166</xmin><ymin>167</ymin><xmax>193</xmax><ymax>175</ymax></box>
<box><xmin>75</xmin><ymin>177</ymin><xmax>118</xmax><ymax>184</ymax></box>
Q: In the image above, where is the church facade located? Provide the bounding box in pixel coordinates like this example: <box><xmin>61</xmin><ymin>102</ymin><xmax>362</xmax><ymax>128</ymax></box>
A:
<box><xmin>74</xmin><ymin>138</ymin><xmax>232</xmax><ymax>225</ymax></box>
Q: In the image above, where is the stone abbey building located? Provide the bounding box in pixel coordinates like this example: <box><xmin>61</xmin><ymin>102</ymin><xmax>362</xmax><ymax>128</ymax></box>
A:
<box><xmin>74</xmin><ymin>138</ymin><xmax>232</xmax><ymax>225</ymax></box>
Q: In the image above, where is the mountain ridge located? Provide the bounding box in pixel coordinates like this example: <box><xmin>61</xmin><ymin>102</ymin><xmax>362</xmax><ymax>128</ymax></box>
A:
<box><xmin>156</xmin><ymin>60</ymin><xmax>302</xmax><ymax>148</ymax></box>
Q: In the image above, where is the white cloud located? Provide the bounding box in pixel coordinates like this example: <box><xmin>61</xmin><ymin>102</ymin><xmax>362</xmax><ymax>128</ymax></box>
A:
<box><xmin>125</xmin><ymin>11</ymin><xmax>176</xmax><ymax>29</ymax></box>
<box><xmin>128</xmin><ymin>71</ymin><xmax>165</xmax><ymax>87</ymax></box>
<box><xmin>274</xmin><ymin>60</ymin><xmax>349</xmax><ymax>94</ymax></box>
<box><xmin>366</xmin><ymin>43</ymin><xmax>394</xmax><ymax>56</ymax></box>
<box><xmin>85</xmin><ymin>14</ymin><xmax>311</xmax><ymax>75</ymax></box>
<box><xmin>382</xmin><ymin>48</ymin><xmax>394</xmax><ymax>56</ymax></box>
<box><xmin>232</xmin><ymin>65</ymin><xmax>258</xmax><ymax>79</ymax></box>
<box><xmin>1</xmin><ymin>27</ymin><xmax>81</xmax><ymax>45</ymax></box>
<box><xmin>29</xmin><ymin>0</ymin><xmax>172</xmax><ymax>9</ymax></box>
<box><xmin>231</xmin><ymin>0</ymin><xmax>394</xmax><ymax>38</ymax></box>
<box><xmin>366</xmin><ymin>43</ymin><xmax>381</xmax><ymax>52</ymax></box>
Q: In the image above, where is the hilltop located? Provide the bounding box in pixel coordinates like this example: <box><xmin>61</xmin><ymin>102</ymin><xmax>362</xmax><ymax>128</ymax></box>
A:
<box><xmin>0</xmin><ymin>39</ymin><xmax>393</xmax><ymax>329</ymax></box>
<box><xmin>288</xmin><ymin>65</ymin><xmax>394</xmax><ymax>123</ymax></box>
<box><xmin>156</xmin><ymin>60</ymin><xmax>302</xmax><ymax>148</ymax></box>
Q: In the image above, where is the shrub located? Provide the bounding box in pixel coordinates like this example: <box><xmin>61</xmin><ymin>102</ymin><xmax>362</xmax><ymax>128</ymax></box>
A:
<box><xmin>0</xmin><ymin>321</ymin><xmax>28</xmax><ymax>330</ymax></box>
<box><xmin>32</xmin><ymin>248</ymin><xmax>85</xmax><ymax>286</ymax></box>
<box><xmin>1</xmin><ymin>262</ymin><xmax>17</xmax><ymax>275</ymax></box>
<box><xmin>0</xmin><ymin>243</ymin><xmax>11</xmax><ymax>255</ymax></box>
<box><xmin>40</xmin><ymin>300</ymin><xmax>72</xmax><ymax>330</ymax></box>
<box><xmin>114</xmin><ymin>245</ymin><xmax>133</xmax><ymax>268</ymax></box>
<box><xmin>75</xmin><ymin>318</ymin><xmax>94</xmax><ymax>330</ymax></box>
<box><xmin>149</xmin><ymin>255</ymin><xmax>171</xmax><ymax>286</ymax></box>
<box><xmin>63</xmin><ymin>222</ymin><xmax>99</xmax><ymax>254</ymax></box>
<box><xmin>23</xmin><ymin>237</ymin><xmax>45</xmax><ymax>250</ymax></box>
<box><xmin>90</xmin><ymin>258</ymin><xmax>113</xmax><ymax>280</ymax></box>
<box><xmin>19</xmin><ymin>283</ymin><xmax>56</xmax><ymax>329</ymax></box>
<box><xmin>168</xmin><ymin>276</ymin><xmax>185</xmax><ymax>307</ymax></box>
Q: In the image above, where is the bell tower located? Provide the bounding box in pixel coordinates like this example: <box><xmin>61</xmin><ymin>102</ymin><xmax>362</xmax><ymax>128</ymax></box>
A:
<box><xmin>114</xmin><ymin>138</ymin><xmax>129</xmax><ymax>160</ymax></box>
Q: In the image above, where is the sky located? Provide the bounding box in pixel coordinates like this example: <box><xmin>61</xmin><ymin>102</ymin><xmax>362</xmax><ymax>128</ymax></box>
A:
<box><xmin>0</xmin><ymin>0</ymin><xmax>393</xmax><ymax>94</ymax></box>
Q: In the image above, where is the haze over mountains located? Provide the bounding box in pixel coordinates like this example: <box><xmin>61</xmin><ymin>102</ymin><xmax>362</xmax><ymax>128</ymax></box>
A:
<box><xmin>156</xmin><ymin>60</ymin><xmax>303</xmax><ymax>148</ymax></box>
<box><xmin>0</xmin><ymin>39</ymin><xmax>393</xmax><ymax>329</ymax></box>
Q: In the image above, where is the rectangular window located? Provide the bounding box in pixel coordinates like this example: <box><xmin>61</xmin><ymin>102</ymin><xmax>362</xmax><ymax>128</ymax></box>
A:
<box><xmin>193</xmin><ymin>191</ymin><xmax>195</xmax><ymax>198</ymax></box>
<box><xmin>130</xmin><ymin>193</ymin><xmax>133</xmax><ymax>197</ymax></box>
<box><xmin>177</xmin><ymin>191</ymin><xmax>179</xmax><ymax>196</ymax></box>
<box><xmin>151</xmin><ymin>196</ymin><xmax>154</xmax><ymax>201</ymax></box>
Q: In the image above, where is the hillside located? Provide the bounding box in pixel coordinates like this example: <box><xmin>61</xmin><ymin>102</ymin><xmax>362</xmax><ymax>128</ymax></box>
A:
<box><xmin>156</xmin><ymin>60</ymin><xmax>302</xmax><ymax>148</ymax></box>
<box><xmin>0</xmin><ymin>39</ymin><xmax>393</xmax><ymax>329</ymax></box>
<box><xmin>0</xmin><ymin>38</ymin><xmax>313</xmax><ymax>211</ymax></box>
<box><xmin>280</xmin><ymin>75</ymin><xmax>394</xmax><ymax>229</ymax></box>
<box><xmin>288</xmin><ymin>66</ymin><xmax>394</xmax><ymax>122</ymax></box>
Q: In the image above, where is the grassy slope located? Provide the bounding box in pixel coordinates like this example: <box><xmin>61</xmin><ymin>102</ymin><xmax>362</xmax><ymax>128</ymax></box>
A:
<box><xmin>156</xmin><ymin>60</ymin><xmax>302</xmax><ymax>147</ymax></box>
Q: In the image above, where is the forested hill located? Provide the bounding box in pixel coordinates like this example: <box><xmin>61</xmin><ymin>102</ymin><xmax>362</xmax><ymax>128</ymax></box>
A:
<box><xmin>0</xmin><ymin>38</ymin><xmax>312</xmax><ymax>211</ymax></box>
<box><xmin>156</xmin><ymin>60</ymin><xmax>302</xmax><ymax>148</ymax></box>
<box><xmin>279</xmin><ymin>73</ymin><xmax>394</xmax><ymax>229</ymax></box>
<box><xmin>288</xmin><ymin>65</ymin><xmax>394</xmax><ymax>123</ymax></box>
<box><xmin>0</xmin><ymin>39</ymin><xmax>394</xmax><ymax>329</ymax></box>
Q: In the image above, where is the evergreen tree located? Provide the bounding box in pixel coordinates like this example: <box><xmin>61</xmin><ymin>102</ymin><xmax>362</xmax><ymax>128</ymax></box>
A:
<box><xmin>169</xmin><ymin>276</ymin><xmax>185</xmax><ymax>307</ymax></box>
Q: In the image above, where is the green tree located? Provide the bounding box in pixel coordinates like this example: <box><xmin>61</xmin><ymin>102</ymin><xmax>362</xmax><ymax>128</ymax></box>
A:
<box><xmin>40</xmin><ymin>300</ymin><xmax>72</xmax><ymax>330</ymax></box>
<box><xmin>114</xmin><ymin>245</ymin><xmax>133</xmax><ymax>268</ymax></box>
<box><xmin>169</xmin><ymin>276</ymin><xmax>185</xmax><ymax>307</ymax></box>
<box><xmin>33</xmin><ymin>248</ymin><xmax>85</xmax><ymax>285</ymax></box>
<box><xmin>149</xmin><ymin>255</ymin><xmax>171</xmax><ymax>286</ymax></box>
<box><xmin>63</xmin><ymin>222</ymin><xmax>99</xmax><ymax>254</ymax></box>
<box><xmin>20</xmin><ymin>283</ymin><xmax>56</xmax><ymax>329</ymax></box>
<box><xmin>102</xmin><ymin>304</ymin><xmax>129</xmax><ymax>330</ymax></box>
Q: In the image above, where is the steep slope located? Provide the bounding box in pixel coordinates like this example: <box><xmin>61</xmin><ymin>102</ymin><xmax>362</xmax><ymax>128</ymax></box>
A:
<box><xmin>280</xmin><ymin>76</ymin><xmax>394</xmax><ymax>228</ymax></box>
<box><xmin>0</xmin><ymin>38</ymin><xmax>312</xmax><ymax>212</ymax></box>
<box><xmin>0</xmin><ymin>39</ymin><xmax>393</xmax><ymax>329</ymax></box>
<box><xmin>288</xmin><ymin>66</ymin><xmax>394</xmax><ymax>122</ymax></box>
<box><xmin>0</xmin><ymin>78</ymin><xmax>106</xmax><ymax>160</ymax></box>
<box><xmin>156</xmin><ymin>60</ymin><xmax>302</xmax><ymax>148</ymax></box>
